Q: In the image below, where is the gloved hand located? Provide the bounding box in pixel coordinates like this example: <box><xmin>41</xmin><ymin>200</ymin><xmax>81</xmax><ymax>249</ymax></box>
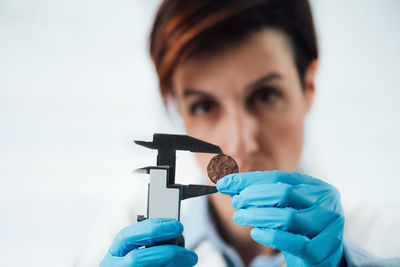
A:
<box><xmin>216</xmin><ymin>170</ymin><xmax>345</xmax><ymax>267</ymax></box>
<box><xmin>100</xmin><ymin>219</ymin><xmax>198</xmax><ymax>267</ymax></box>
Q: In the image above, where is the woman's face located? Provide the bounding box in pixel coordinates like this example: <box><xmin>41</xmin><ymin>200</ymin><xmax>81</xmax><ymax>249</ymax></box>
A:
<box><xmin>172</xmin><ymin>29</ymin><xmax>316</xmax><ymax>181</ymax></box>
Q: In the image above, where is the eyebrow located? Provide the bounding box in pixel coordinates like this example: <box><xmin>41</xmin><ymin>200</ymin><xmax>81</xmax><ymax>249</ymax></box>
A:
<box><xmin>182</xmin><ymin>72</ymin><xmax>282</xmax><ymax>98</ymax></box>
<box><xmin>245</xmin><ymin>73</ymin><xmax>282</xmax><ymax>89</ymax></box>
<box><xmin>183</xmin><ymin>89</ymin><xmax>213</xmax><ymax>98</ymax></box>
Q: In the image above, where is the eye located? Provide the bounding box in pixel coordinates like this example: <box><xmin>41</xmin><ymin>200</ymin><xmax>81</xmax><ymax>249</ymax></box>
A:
<box><xmin>247</xmin><ymin>87</ymin><xmax>282</xmax><ymax>109</ymax></box>
<box><xmin>189</xmin><ymin>99</ymin><xmax>217</xmax><ymax>116</ymax></box>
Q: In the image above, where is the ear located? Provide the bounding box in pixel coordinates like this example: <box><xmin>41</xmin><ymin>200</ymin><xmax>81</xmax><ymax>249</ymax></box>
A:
<box><xmin>303</xmin><ymin>59</ymin><xmax>318</xmax><ymax>113</ymax></box>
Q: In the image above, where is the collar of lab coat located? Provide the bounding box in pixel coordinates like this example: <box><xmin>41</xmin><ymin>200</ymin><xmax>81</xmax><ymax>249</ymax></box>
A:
<box><xmin>181</xmin><ymin>192</ymin><xmax>285</xmax><ymax>267</ymax></box>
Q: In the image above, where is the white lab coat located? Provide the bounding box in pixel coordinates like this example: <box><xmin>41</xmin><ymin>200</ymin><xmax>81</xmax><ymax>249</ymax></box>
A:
<box><xmin>75</xmin><ymin>182</ymin><xmax>400</xmax><ymax>266</ymax></box>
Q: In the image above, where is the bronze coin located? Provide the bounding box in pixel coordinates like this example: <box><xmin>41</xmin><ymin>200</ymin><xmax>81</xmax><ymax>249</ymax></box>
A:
<box><xmin>207</xmin><ymin>154</ymin><xmax>239</xmax><ymax>184</ymax></box>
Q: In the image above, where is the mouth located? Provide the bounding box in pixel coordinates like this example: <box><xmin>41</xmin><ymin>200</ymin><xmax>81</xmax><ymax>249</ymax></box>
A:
<box><xmin>232</xmin><ymin>157</ymin><xmax>274</xmax><ymax>173</ymax></box>
<box><xmin>238</xmin><ymin>164</ymin><xmax>275</xmax><ymax>173</ymax></box>
<box><xmin>238</xmin><ymin>167</ymin><xmax>257</xmax><ymax>173</ymax></box>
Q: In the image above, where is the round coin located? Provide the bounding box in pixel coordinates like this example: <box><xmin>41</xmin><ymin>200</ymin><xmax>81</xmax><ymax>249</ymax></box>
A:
<box><xmin>207</xmin><ymin>154</ymin><xmax>239</xmax><ymax>184</ymax></box>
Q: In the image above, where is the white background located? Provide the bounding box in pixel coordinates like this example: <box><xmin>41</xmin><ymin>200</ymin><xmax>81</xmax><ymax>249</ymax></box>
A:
<box><xmin>1</xmin><ymin>0</ymin><xmax>399</xmax><ymax>266</ymax></box>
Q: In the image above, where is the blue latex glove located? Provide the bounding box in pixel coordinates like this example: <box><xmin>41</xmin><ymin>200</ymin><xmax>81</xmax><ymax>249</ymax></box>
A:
<box><xmin>100</xmin><ymin>219</ymin><xmax>198</xmax><ymax>267</ymax></box>
<box><xmin>216</xmin><ymin>170</ymin><xmax>344</xmax><ymax>267</ymax></box>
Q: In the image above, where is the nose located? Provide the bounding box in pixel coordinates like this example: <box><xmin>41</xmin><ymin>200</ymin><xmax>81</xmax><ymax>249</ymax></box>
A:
<box><xmin>222</xmin><ymin>108</ymin><xmax>259</xmax><ymax>165</ymax></box>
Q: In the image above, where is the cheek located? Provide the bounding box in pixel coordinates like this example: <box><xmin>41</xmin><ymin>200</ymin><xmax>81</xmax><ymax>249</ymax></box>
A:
<box><xmin>267</xmin><ymin>112</ymin><xmax>304</xmax><ymax>170</ymax></box>
<box><xmin>276</xmin><ymin>115</ymin><xmax>303</xmax><ymax>144</ymax></box>
<box><xmin>193</xmin><ymin>153</ymin><xmax>215</xmax><ymax>184</ymax></box>
<box><xmin>183</xmin><ymin>118</ymin><xmax>218</xmax><ymax>179</ymax></box>
<box><xmin>267</xmin><ymin>91</ymin><xmax>306</xmax><ymax>152</ymax></box>
<box><xmin>184</xmin><ymin>117</ymin><xmax>232</xmax><ymax>182</ymax></box>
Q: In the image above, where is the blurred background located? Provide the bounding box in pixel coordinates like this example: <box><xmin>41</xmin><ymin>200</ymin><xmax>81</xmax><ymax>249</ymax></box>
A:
<box><xmin>1</xmin><ymin>0</ymin><xmax>399</xmax><ymax>266</ymax></box>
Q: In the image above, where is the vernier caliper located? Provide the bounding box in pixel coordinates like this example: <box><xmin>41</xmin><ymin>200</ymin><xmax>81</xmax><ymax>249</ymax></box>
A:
<box><xmin>134</xmin><ymin>133</ymin><xmax>222</xmax><ymax>247</ymax></box>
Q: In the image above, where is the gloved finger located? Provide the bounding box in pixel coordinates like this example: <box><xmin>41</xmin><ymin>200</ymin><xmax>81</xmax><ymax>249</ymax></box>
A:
<box><xmin>130</xmin><ymin>245</ymin><xmax>198</xmax><ymax>267</ymax></box>
<box><xmin>101</xmin><ymin>252</ymin><xmax>130</xmax><ymax>267</ymax></box>
<box><xmin>216</xmin><ymin>170</ymin><xmax>324</xmax><ymax>195</ymax></box>
<box><xmin>250</xmin><ymin>227</ymin><xmax>309</xmax><ymax>258</ymax></box>
<box><xmin>251</xmin><ymin>226</ymin><xmax>343</xmax><ymax>265</ymax></box>
<box><xmin>109</xmin><ymin>219</ymin><xmax>183</xmax><ymax>257</ymax></box>
<box><xmin>101</xmin><ymin>245</ymin><xmax>198</xmax><ymax>267</ymax></box>
<box><xmin>231</xmin><ymin>183</ymin><xmax>330</xmax><ymax>210</ymax></box>
<box><xmin>304</xmin><ymin>216</ymin><xmax>344</xmax><ymax>264</ymax></box>
<box><xmin>234</xmin><ymin>206</ymin><xmax>337</xmax><ymax>238</ymax></box>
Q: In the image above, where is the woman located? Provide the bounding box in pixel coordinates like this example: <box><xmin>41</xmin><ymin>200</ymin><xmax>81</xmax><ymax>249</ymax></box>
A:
<box><xmin>100</xmin><ymin>0</ymin><xmax>399</xmax><ymax>266</ymax></box>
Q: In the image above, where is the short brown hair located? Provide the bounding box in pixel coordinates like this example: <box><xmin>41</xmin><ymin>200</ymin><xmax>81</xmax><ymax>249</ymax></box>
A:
<box><xmin>149</xmin><ymin>0</ymin><xmax>318</xmax><ymax>97</ymax></box>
